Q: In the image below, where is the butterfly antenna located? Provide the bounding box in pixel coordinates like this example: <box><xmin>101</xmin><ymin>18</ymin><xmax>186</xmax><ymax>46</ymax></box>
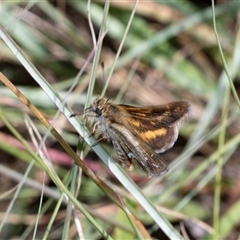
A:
<box><xmin>101</xmin><ymin>62</ymin><xmax>106</xmax><ymax>97</ymax></box>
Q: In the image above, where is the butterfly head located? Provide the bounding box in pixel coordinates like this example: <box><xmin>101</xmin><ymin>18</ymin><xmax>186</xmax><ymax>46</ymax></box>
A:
<box><xmin>91</xmin><ymin>95</ymin><xmax>110</xmax><ymax>117</ymax></box>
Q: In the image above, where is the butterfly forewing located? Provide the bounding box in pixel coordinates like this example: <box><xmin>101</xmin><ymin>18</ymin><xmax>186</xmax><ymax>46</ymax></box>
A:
<box><xmin>109</xmin><ymin>101</ymin><xmax>190</xmax><ymax>154</ymax></box>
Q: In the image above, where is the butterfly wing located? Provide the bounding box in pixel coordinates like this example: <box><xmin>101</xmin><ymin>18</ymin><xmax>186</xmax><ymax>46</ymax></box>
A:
<box><xmin>117</xmin><ymin>101</ymin><xmax>190</xmax><ymax>153</ymax></box>
<box><xmin>109</xmin><ymin>123</ymin><xmax>168</xmax><ymax>177</ymax></box>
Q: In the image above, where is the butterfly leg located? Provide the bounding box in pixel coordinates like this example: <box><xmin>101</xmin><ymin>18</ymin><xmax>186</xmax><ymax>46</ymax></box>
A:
<box><xmin>90</xmin><ymin>136</ymin><xmax>105</xmax><ymax>147</ymax></box>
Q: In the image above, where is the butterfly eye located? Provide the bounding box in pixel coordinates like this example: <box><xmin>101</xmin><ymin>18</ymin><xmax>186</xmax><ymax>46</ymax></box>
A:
<box><xmin>95</xmin><ymin>108</ymin><xmax>102</xmax><ymax>115</ymax></box>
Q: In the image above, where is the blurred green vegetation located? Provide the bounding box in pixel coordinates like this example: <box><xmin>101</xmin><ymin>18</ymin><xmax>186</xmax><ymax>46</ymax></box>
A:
<box><xmin>0</xmin><ymin>1</ymin><xmax>240</xmax><ymax>239</ymax></box>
